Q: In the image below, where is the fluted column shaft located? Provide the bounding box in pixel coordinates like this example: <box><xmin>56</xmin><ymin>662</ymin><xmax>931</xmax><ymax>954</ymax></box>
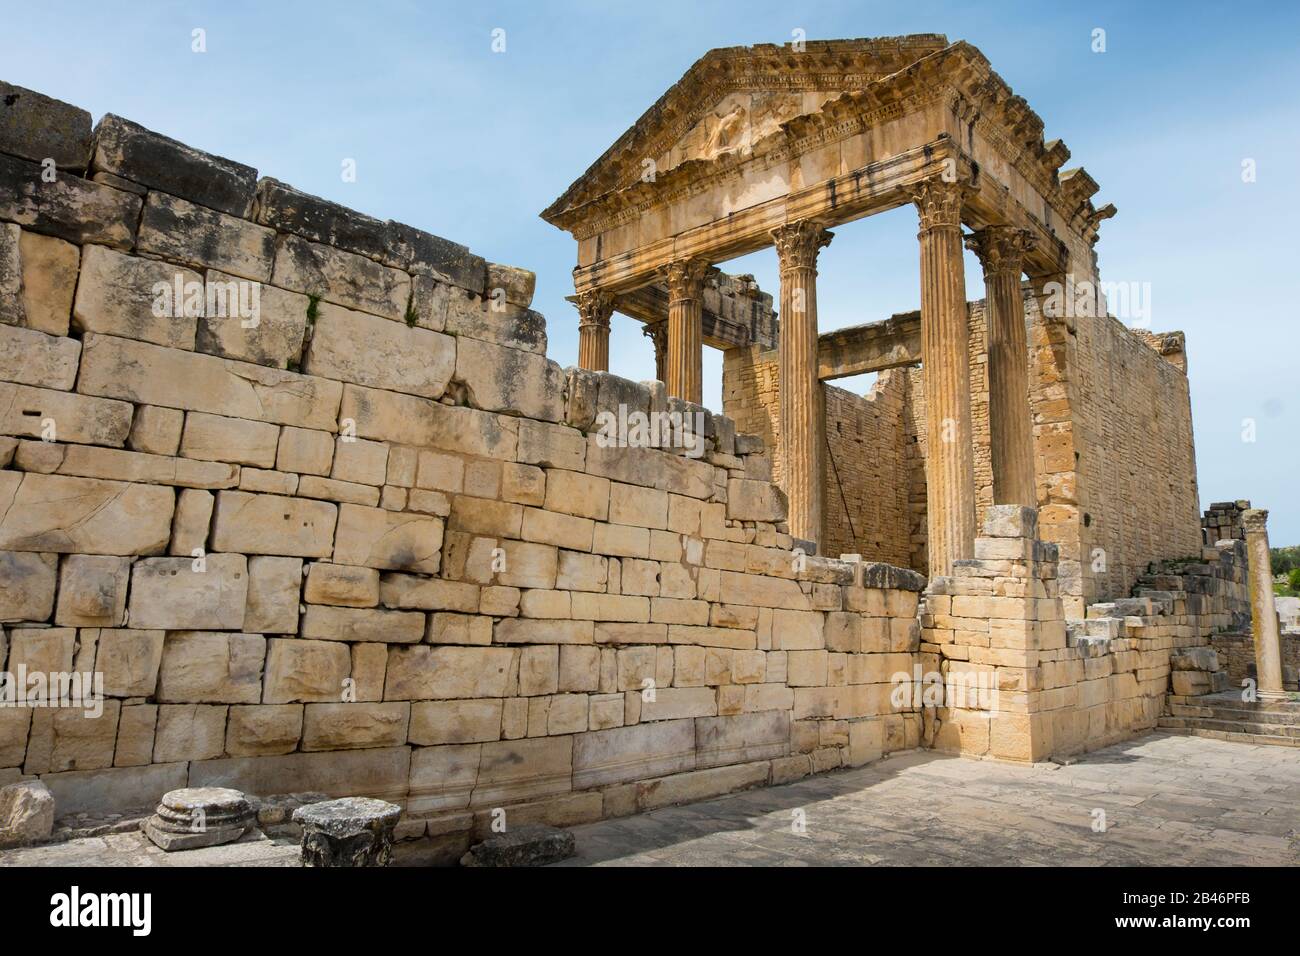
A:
<box><xmin>771</xmin><ymin>220</ymin><xmax>832</xmax><ymax>548</ymax></box>
<box><xmin>909</xmin><ymin>180</ymin><xmax>976</xmax><ymax>577</ymax></box>
<box><xmin>643</xmin><ymin>321</ymin><xmax>668</xmax><ymax>384</ymax></box>
<box><xmin>1243</xmin><ymin>509</ymin><xmax>1287</xmax><ymax>700</ymax></box>
<box><xmin>662</xmin><ymin>259</ymin><xmax>708</xmax><ymax>404</ymax></box>
<box><xmin>968</xmin><ymin>226</ymin><xmax>1036</xmax><ymax>507</ymax></box>
<box><xmin>576</xmin><ymin>290</ymin><xmax>616</xmax><ymax>372</ymax></box>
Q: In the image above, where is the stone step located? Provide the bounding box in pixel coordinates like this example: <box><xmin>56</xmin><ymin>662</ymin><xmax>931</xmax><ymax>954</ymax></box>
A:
<box><xmin>1167</xmin><ymin>701</ymin><xmax>1300</xmax><ymax>725</ymax></box>
<box><xmin>1157</xmin><ymin>716</ymin><xmax>1300</xmax><ymax>746</ymax></box>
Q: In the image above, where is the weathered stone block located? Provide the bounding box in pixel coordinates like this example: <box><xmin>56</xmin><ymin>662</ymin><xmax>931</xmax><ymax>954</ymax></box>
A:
<box><xmin>224</xmin><ymin>704</ymin><xmax>303</xmax><ymax>756</ymax></box>
<box><xmin>301</xmin><ymin>605</ymin><xmax>425</xmax><ymax>643</ymax></box>
<box><xmin>572</xmin><ymin>719</ymin><xmax>696</xmax><ymax>789</ymax></box>
<box><xmin>333</xmin><ymin>503</ymin><xmax>442</xmax><ymax>574</ymax></box>
<box><xmin>0</xmin><ymin>152</ymin><xmax>140</xmax><ymax>248</ymax></box>
<box><xmin>473</xmin><ymin>736</ymin><xmax>572</xmax><ymax>807</ymax></box>
<box><xmin>0</xmin><ymin>550</ymin><xmax>56</xmax><ymax>621</ymax></box>
<box><xmin>78</xmin><ymin>333</ymin><xmax>342</xmax><ymax>429</ymax></box>
<box><xmin>156</xmin><ymin>631</ymin><xmax>265</xmax><ymax>703</ymax></box>
<box><xmin>302</xmin><ymin>702</ymin><xmax>410</xmax><ymax>751</ymax></box>
<box><xmin>0</xmin><ymin>382</ymin><xmax>132</xmax><ymax>446</ymax></box>
<box><xmin>454</xmin><ymin>336</ymin><xmax>564</xmax><ymax>422</ymax></box>
<box><xmin>244</xmin><ymin>555</ymin><xmax>303</xmax><ymax>634</ymax></box>
<box><xmin>94</xmin><ymin>628</ymin><xmax>165</xmax><ymax>697</ymax></box>
<box><xmin>55</xmin><ymin>554</ymin><xmax>130</xmax><ymax>627</ymax></box>
<box><xmin>383</xmin><ymin>645</ymin><xmax>515</xmax><ymax>700</ymax></box>
<box><xmin>0</xmin><ymin>325</ymin><xmax>80</xmax><ymax>389</ymax></box>
<box><xmin>0</xmin><ymin>472</ymin><xmax>174</xmax><ymax>555</ymax></box>
<box><xmin>408</xmin><ymin>699</ymin><xmax>503</xmax><ymax>746</ymax></box>
<box><xmin>128</xmin><ymin>553</ymin><xmax>248</xmax><ymax>630</ymax></box>
<box><xmin>303</xmin><ymin>301</ymin><xmax>454</xmax><ymax>399</ymax></box>
<box><xmin>694</xmin><ymin>711</ymin><xmax>789</xmax><ymax>769</ymax></box>
<box><xmin>0</xmin><ymin>82</ymin><xmax>92</xmax><ymax>168</ymax></box>
<box><xmin>197</xmin><ymin>271</ymin><xmax>309</xmax><ymax>369</ymax></box>
<box><xmin>210</xmin><ymin>491</ymin><xmax>337</xmax><ymax>558</ymax></box>
<box><xmin>272</xmin><ymin>233</ymin><xmax>410</xmax><ymax>321</ymax></box>
<box><xmin>331</xmin><ymin>437</ymin><xmax>388</xmax><ymax>486</ymax></box>
<box><xmin>137</xmin><ymin>191</ymin><xmax>274</xmax><ymax>280</ymax></box>
<box><xmin>18</xmin><ymin>230</ymin><xmax>79</xmax><ymax>336</ymax></box>
<box><xmin>277</xmin><ymin>426</ymin><xmax>334</xmax><ymax>476</ymax></box>
<box><xmin>72</xmin><ymin>244</ymin><xmax>201</xmax><ymax>349</ymax></box>
<box><xmin>180</xmin><ymin>411</ymin><xmax>280</xmax><ymax>468</ymax></box>
<box><xmin>153</xmin><ymin>704</ymin><xmax>228</xmax><ymax>762</ymax></box>
<box><xmin>128</xmin><ymin>405</ymin><xmax>184</xmax><ymax>456</ymax></box>
<box><xmin>263</xmin><ymin>638</ymin><xmax>351</xmax><ymax>704</ymax></box>
<box><xmin>92</xmin><ymin>114</ymin><xmax>258</xmax><ymax>216</ymax></box>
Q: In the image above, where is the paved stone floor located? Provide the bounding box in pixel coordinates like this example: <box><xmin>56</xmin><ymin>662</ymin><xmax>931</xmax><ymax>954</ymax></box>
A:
<box><xmin>2</xmin><ymin>732</ymin><xmax>1295</xmax><ymax>866</ymax></box>
<box><xmin>555</xmin><ymin>732</ymin><xmax>1300</xmax><ymax>866</ymax></box>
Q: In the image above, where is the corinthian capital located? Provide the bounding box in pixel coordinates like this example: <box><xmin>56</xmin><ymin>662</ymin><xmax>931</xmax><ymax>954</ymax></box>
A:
<box><xmin>575</xmin><ymin>288</ymin><xmax>617</xmax><ymax>330</ymax></box>
<box><xmin>965</xmin><ymin>225</ymin><xmax>1036</xmax><ymax>279</ymax></box>
<box><xmin>769</xmin><ymin>220</ymin><xmax>833</xmax><ymax>272</ymax></box>
<box><xmin>660</xmin><ymin>257</ymin><xmax>710</xmax><ymax>303</ymax></box>
<box><xmin>1242</xmin><ymin>509</ymin><xmax>1269</xmax><ymax>533</ymax></box>
<box><xmin>905</xmin><ymin>179</ymin><xmax>974</xmax><ymax>233</ymax></box>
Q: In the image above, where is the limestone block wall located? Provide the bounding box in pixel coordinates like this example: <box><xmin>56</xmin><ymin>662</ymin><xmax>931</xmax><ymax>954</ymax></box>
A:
<box><xmin>920</xmin><ymin>507</ymin><xmax>1250</xmax><ymax>762</ymax></box>
<box><xmin>0</xmin><ymin>82</ymin><xmax>928</xmax><ymax>832</ymax></box>
<box><xmin>721</xmin><ymin>346</ymin><xmax>911</xmax><ymax>566</ymax></box>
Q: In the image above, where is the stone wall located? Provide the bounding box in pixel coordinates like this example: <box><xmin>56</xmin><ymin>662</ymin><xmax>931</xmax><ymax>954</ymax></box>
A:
<box><xmin>920</xmin><ymin>507</ymin><xmax>1249</xmax><ymax>762</ymax></box>
<box><xmin>0</xmin><ymin>82</ymin><xmax>928</xmax><ymax>838</ymax></box>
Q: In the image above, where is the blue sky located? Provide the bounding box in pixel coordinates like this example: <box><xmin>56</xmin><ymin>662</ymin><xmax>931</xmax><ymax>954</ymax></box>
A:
<box><xmin>3</xmin><ymin>0</ymin><xmax>1298</xmax><ymax>542</ymax></box>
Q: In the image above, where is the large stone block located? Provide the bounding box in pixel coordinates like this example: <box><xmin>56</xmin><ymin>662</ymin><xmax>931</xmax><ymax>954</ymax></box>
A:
<box><xmin>210</xmin><ymin>491</ymin><xmax>337</xmax><ymax>558</ymax></box>
<box><xmin>179</xmin><ymin>412</ymin><xmax>280</xmax><ymax>468</ymax></box>
<box><xmin>32</xmin><ymin>702</ymin><xmax>121</xmax><ymax>773</ymax></box>
<box><xmin>137</xmin><ymin>191</ymin><xmax>274</xmax><ymax>281</ymax></box>
<box><xmin>333</xmin><ymin>503</ymin><xmax>442</xmax><ymax>574</ymax></box>
<box><xmin>439</xmin><ymin>284</ymin><xmax>546</xmax><ymax>353</ymax></box>
<box><xmin>91</xmin><ymin>114</ymin><xmax>258</xmax><ymax>217</ymax></box>
<box><xmin>197</xmin><ymin>271</ymin><xmax>309</xmax><ymax>369</ymax></box>
<box><xmin>271</xmin><ymin>233</ymin><xmax>410</xmax><ymax>321</ymax></box>
<box><xmin>0</xmin><ymin>382</ymin><xmax>132</xmax><ymax>446</ymax></box>
<box><xmin>71</xmin><ymin>244</ymin><xmax>201</xmax><ymax>349</ymax></box>
<box><xmin>253</xmin><ymin>178</ymin><xmax>393</xmax><ymax>259</ymax></box>
<box><xmin>339</xmin><ymin>384</ymin><xmax>518</xmax><ymax>458</ymax></box>
<box><xmin>39</xmin><ymin>762</ymin><xmax>188</xmax><ymax>817</ymax></box>
<box><xmin>407</xmin><ymin>743</ymin><xmax>480</xmax><ymax>813</ymax></box>
<box><xmin>585</xmin><ymin>438</ymin><xmax>714</xmax><ymax>499</ymax></box>
<box><xmin>0</xmin><ymin>152</ymin><xmax>140</xmax><ymax>248</ymax></box>
<box><xmin>78</xmin><ymin>333</ymin><xmax>342</xmax><ymax>430</ymax></box>
<box><xmin>383</xmin><ymin>645</ymin><xmax>515</xmax><ymax>700</ymax></box>
<box><xmin>572</xmin><ymin>719</ymin><xmax>697</xmax><ymax>789</ymax></box>
<box><xmin>300</xmin><ymin>605</ymin><xmax>425</xmax><ymax>644</ymax></box>
<box><xmin>302</xmin><ymin>702</ymin><xmax>410</xmax><ymax>751</ymax></box>
<box><xmin>304</xmin><ymin>563</ymin><xmax>379</xmax><ymax>607</ymax></box>
<box><xmin>0</xmin><ymin>325</ymin><xmax>80</xmax><ymax>389</ymax></box>
<box><xmin>0</xmin><ymin>472</ymin><xmax>174</xmax><ymax>555</ymax></box>
<box><xmin>454</xmin><ymin>337</ymin><xmax>564</xmax><ymax>422</ymax></box>
<box><xmin>93</xmin><ymin>628</ymin><xmax>165</xmax><ymax>697</ymax></box>
<box><xmin>303</xmin><ymin>301</ymin><xmax>453</xmax><ymax>398</ymax></box>
<box><xmin>243</xmin><ymin>555</ymin><xmax>303</xmax><ymax>634</ymax></box>
<box><xmin>0</xmin><ymin>81</ymin><xmax>92</xmax><ymax>168</ymax></box>
<box><xmin>0</xmin><ymin>223</ymin><xmax>20</xmax><ymax>326</ymax></box>
<box><xmin>55</xmin><ymin>554</ymin><xmax>130</xmax><ymax>627</ymax></box>
<box><xmin>263</xmin><ymin>638</ymin><xmax>351</xmax><ymax>704</ymax></box>
<box><xmin>408</xmin><ymin>699</ymin><xmax>503</xmax><ymax>745</ymax></box>
<box><xmin>472</xmin><ymin>737</ymin><xmax>572</xmax><ymax>807</ymax></box>
<box><xmin>224</xmin><ymin>704</ymin><xmax>303</xmax><ymax>757</ymax></box>
<box><xmin>725</xmin><ymin>478</ymin><xmax>785</xmax><ymax>522</ymax></box>
<box><xmin>0</xmin><ymin>550</ymin><xmax>56</xmax><ymax>621</ymax></box>
<box><xmin>19</xmin><ymin>231</ymin><xmax>79</xmax><ymax>335</ymax></box>
<box><xmin>152</xmin><ymin>703</ymin><xmax>227</xmax><ymax>762</ymax></box>
<box><xmin>156</xmin><ymin>631</ymin><xmax>266</xmax><ymax>703</ymax></box>
<box><xmin>112</xmin><ymin>703</ymin><xmax>157</xmax><ymax>767</ymax></box>
<box><xmin>128</xmin><ymin>553</ymin><xmax>248</xmax><ymax>630</ymax></box>
<box><xmin>694</xmin><ymin>711</ymin><xmax>789</xmax><ymax>769</ymax></box>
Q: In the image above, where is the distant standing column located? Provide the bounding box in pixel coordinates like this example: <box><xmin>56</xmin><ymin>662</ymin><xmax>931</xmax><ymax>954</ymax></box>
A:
<box><xmin>908</xmin><ymin>179</ymin><xmax>976</xmax><ymax>577</ymax></box>
<box><xmin>662</xmin><ymin>258</ymin><xmax>709</xmax><ymax>403</ymax></box>
<box><xmin>967</xmin><ymin>225</ymin><xmax>1036</xmax><ymax>507</ymax></box>
<box><xmin>1242</xmin><ymin>509</ymin><xmax>1287</xmax><ymax>701</ymax></box>
<box><xmin>643</xmin><ymin>321</ymin><xmax>668</xmax><ymax>384</ymax></box>
<box><xmin>576</xmin><ymin>289</ymin><xmax>616</xmax><ymax>371</ymax></box>
<box><xmin>771</xmin><ymin>219</ymin><xmax>833</xmax><ymax>549</ymax></box>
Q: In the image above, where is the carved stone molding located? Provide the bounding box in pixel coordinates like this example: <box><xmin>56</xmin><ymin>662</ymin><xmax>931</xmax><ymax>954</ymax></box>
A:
<box><xmin>661</xmin><ymin>257</ymin><xmax>710</xmax><ymax>303</ymax></box>
<box><xmin>965</xmin><ymin>225</ymin><xmax>1035</xmax><ymax>278</ymax></box>
<box><xmin>770</xmin><ymin>220</ymin><xmax>833</xmax><ymax>273</ymax></box>
<box><xmin>905</xmin><ymin>179</ymin><xmax>973</xmax><ymax>233</ymax></box>
<box><xmin>575</xmin><ymin>289</ymin><xmax>617</xmax><ymax>331</ymax></box>
<box><xmin>1242</xmin><ymin>509</ymin><xmax>1269</xmax><ymax>533</ymax></box>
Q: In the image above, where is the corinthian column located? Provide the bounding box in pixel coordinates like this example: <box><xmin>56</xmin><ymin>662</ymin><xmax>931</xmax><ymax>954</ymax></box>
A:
<box><xmin>576</xmin><ymin>289</ymin><xmax>616</xmax><ymax>372</ymax></box>
<box><xmin>907</xmin><ymin>179</ymin><xmax>976</xmax><ymax>577</ymax></box>
<box><xmin>770</xmin><ymin>220</ymin><xmax>832</xmax><ymax>549</ymax></box>
<box><xmin>1243</xmin><ymin>509</ymin><xmax>1287</xmax><ymax>700</ymax></box>
<box><xmin>661</xmin><ymin>258</ymin><xmax>709</xmax><ymax>403</ymax></box>
<box><xmin>967</xmin><ymin>225</ymin><xmax>1036</xmax><ymax>507</ymax></box>
<box><xmin>643</xmin><ymin>321</ymin><xmax>668</xmax><ymax>384</ymax></box>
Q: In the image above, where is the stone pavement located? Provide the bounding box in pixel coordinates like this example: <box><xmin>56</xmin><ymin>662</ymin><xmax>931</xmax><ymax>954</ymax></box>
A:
<box><xmin>554</xmin><ymin>732</ymin><xmax>1300</xmax><ymax>866</ymax></box>
<box><xmin>1</xmin><ymin>732</ymin><xmax>1294</xmax><ymax>867</ymax></box>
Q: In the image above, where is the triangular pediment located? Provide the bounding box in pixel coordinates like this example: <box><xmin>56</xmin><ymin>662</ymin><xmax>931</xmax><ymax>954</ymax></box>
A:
<box><xmin>541</xmin><ymin>35</ymin><xmax>949</xmax><ymax>226</ymax></box>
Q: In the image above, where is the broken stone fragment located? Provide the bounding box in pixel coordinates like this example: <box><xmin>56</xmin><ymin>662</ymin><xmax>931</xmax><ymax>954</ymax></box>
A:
<box><xmin>0</xmin><ymin>152</ymin><xmax>141</xmax><ymax>249</ymax></box>
<box><xmin>0</xmin><ymin>780</ymin><xmax>56</xmax><ymax>848</ymax></box>
<box><xmin>92</xmin><ymin>114</ymin><xmax>258</xmax><ymax>217</ymax></box>
<box><xmin>293</xmin><ymin>796</ymin><xmax>402</xmax><ymax>867</ymax></box>
<box><xmin>459</xmin><ymin>823</ymin><xmax>576</xmax><ymax>867</ymax></box>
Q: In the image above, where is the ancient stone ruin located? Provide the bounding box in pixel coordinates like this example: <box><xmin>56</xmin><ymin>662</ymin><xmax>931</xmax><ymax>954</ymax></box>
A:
<box><xmin>0</xmin><ymin>35</ymin><xmax>1293</xmax><ymax>860</ymax></box>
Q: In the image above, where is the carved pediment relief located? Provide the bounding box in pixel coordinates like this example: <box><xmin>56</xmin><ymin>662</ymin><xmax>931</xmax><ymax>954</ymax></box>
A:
<box><xmin>659</xmin><ymin>91</ymin><xmax>835</xmax><ymax>172</ymax></box>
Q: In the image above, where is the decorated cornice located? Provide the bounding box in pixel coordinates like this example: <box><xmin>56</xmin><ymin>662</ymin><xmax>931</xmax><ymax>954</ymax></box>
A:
<box><xmin>542</xmin><ymin>39</ymin><xmax>1111</xmax><ymax>249</ymax></box>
